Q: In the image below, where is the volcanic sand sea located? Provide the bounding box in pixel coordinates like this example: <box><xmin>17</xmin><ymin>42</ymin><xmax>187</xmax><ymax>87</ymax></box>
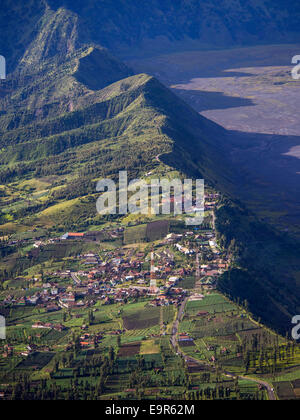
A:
<box><xmin>127</xmin><ymin>44</ymin><xmax>300</xmax><ymax>235</ymax></box>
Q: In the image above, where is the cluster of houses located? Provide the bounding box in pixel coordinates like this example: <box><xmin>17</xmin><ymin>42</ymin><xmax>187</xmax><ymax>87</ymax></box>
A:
<box><xmin>149</xmin><ymin>287</ymin><xmax>187</xmax><ymax>307</ymax></box>
<box><xmin>29</xmin><ymin>227</ymin><xmax>125</xmax><ymax>250</ymax></box>
<box><xmin>3</xmin><ymin>291</ymin><xmax>60</xmax><ymax>310</ymax></box>
<box><xmin>1</xmin><ymin>242</ymin><xmax>195</xmax><ymax>312</ymax></box>
<box><xmin>178</xmin><ymin>333</ymin><xmax>195</xmax><ymax>345</ymax></box>
<box><xmin>0</xmin><ymin>190</ymin><xmax>237</xmax><ymax>366</ymax></box>
<box><xmin>60</xmin><ymin>228</ymin><xmax>123</xmax><ymax>242</ymax></box>
<box><xmin>2</xmin><ymin>223</ymin><xmax>228</xmax><ymax>311</ymax></box>
<box><xmin>198</xmin><ymin>257</ymin><xmax>229</xmax><ymax>289</ymax></box>
<box><xmin>204</xmin><ymin>193</ymin><xmax>220</xmax><ymax>210</ymax></box>
<box><xmin>1</xmin><ymin>192</ymin><xmax>230</xmax><ymax>330</ymax></box>
<box><xmin>78</xmin><ymin>332</ymin><xmax>104</xmax><ymax>348</ymax></box>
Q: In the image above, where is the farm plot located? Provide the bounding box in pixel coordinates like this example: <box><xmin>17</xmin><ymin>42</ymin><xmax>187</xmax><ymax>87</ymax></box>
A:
<box><xmin>179</xmin><ymin>340</ymin><xmax>195</xmax><ymax>347</ymax></box>
<box><xmin>221</xmin><ymin>357</ymin><xmax>244</xmax><ymax>369</ymax></box>
<box><xmin>105</xmin><ymin>373</ymin><xmax>130</xmax><ymax>394</ymax></box>
<box><xmin>186</xmin><ymin>294</ymin><xmax>236</xmax><ymax>315</ymax></box>
<box><xmin>124</xmin><ymin>224</ymin><xmax>147</xmax><ymax>244</ymax></box>
<box><xmin>146</xmin><ymin>220</ymin><xmax>169</xmax><ymax>242</ymax></box>
<box><xmin>218</xmin><ymin>334</ymin><xmax>238</xmax><ymax>342</ymax></box>
<box><xmin>118</xmin><ymin>342</ymin><xmax>141</xmax><ymax>357</ymax></box>
<box><xmin>162</xmin><ymin>305</ymin><xmax>175</xmax><ymax>325</ymax></box>
<box><xmin>140</xmin><ymin>339</ymin><xmax>160</xmax><ymax>355</ymax></box>
<box><xmin>11</xmin><ymin>228</ymin><xmax>47</xmax><ymax>241</ymax></box>
<box><xmin>16</xmin><ymin>352</ymin><xmax>55</xmax><ymax>370</ymax></box>
<box><xmin>123</xmin><ymin>306</ymin><xmax>160</xmax><ymax>330</ymax></box>
<box><xmin>116</xmin><ymin>353</ymin><xmax>163</xmax><ymax>372</ymax></box>
<box><xmin>43</xmin><ymin>328</ymin><xmax>69</xmax><ymax>344</ymax></box>
<box><xmin>292</xmin><ymin>379</ymin><xmax>300</xmax><ymax>388</ymax></box>
<box><xmin>275</xmin><ymin>381</ymin><xmax>297</xmax><ymax>400</ymax></box>
<box><xmin>123</xmin><ymin>325</ymin><xmax>160</xmax><ymax>339</ymax></box>
<box><xmin>237</xmin><ymin>327</ymin><xmax>276</xmax><ymax>345</ymax></box>
<box><xmin>187</xmin><ymin>362</ymin><xmax>207</xmax><ymax>373</ymax></box>
<box><xmin>6</xmin><ymin>306</ymin><xmax>37</xmax><ymax>325</ymax></box>
<box><xmin>92</xmin><ymin>311</ymin><xmax>112</xmax><ymax>324</ymax></box>
<box><xmin>192</xmin><ymin>319</ymin><xmax>250</xmax><ymax>339</ymax></box>
<box><xmin>180</xmin><ymin>276</ymin><xmax>196</xmax><ymax>290</ymax></box>
<box><xmin>292</xmin><ymin>380</ymin><xmax>300</xmax><ymax>398</ymax></box>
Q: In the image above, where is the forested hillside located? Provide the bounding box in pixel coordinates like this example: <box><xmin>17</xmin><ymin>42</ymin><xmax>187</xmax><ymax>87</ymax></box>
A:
<box><xmin>47</xmin><ymin>0</ymin><xmax>300</xmax><ymax>55</ymax></box>
<box><xmin>215</xmin><ymin>199</ymin><xmax>300</xmax><ymax>335</ymax></box>
<box><xmin>2</xmin><ymin>0</ymin><xmax>300</xmax><ymax>72</ymax></box>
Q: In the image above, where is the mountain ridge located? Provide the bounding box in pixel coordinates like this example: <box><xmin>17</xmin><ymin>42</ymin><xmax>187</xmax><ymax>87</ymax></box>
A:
<box><xmin>47</xmin><ymin>0</ymin><xmax>300</xmax><ymax>56</ymax></box>
<box><xmin>2</xmin><ymin>0</ymin><xmax>300</xmax><ymax>72</ymax></box>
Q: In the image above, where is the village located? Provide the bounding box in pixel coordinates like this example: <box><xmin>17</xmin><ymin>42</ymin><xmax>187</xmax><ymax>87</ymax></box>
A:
<box><xmin>0</xmin><ymin>192</ymin><xmax>232</xmax><ymax>356</ymax></box>
<box><xmin>1</xmin><ymin>189</ymin><xmax>299</xmax><ymax>401</ymax></box>
<box><xmin>2</xmin><ymin>219</ymin><xmax>229</xmax><ymax>315</ymax></box>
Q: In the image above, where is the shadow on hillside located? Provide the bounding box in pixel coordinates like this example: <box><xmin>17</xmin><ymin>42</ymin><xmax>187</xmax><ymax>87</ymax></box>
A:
<box><xmin>226</xmin><ymin>130</ymin><xmax>300</xmax><ymax>188</ymax></box>
<box><xmin>219</xmin><ymin>129</ymin><xmax>300</xmax><ymax>232</ymax></box>
<box><xmin>173</xmin><ymin>88</ymin><xmax>255</xmax><ymax>112</ymax></box>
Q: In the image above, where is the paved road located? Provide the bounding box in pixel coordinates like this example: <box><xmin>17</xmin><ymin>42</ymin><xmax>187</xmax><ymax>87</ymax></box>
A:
<box><xmin>170</xmin><ymin>297</ymin><xmax>188</xmax><ymax>352</ymax></box>
<box><xmin>212</xmin><ymin>209</ymin><xmax>216</xmax><ymax>230</ymax></box>
<box><xmin>195</xmin><ymin>252</ymin><xmax>201</xmax><ymax>279</ymax></box>
<box><xmin>155</xmin><ymin>154</ymin><xmax>162</xmax><ymax>162</ymax></box>
<box><xmin>71</xmin><ymin>272</ymin><xmax>81</xmax><ymax>286</ymax></box>
<box><xmin>244</xmin><ymin>376</ymin><xmax>276</xmax><ymax>400</ymax></box>
<box><xmin>224</xmin><ymin>371</ymin><xmax>276</xmax><ymax>400</ymax></box>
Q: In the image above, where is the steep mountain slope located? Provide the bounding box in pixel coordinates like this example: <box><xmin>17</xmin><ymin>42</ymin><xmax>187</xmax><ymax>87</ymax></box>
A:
<box><xmin>215</xmin><ymin>199</ymin><xmax>300</xmax><ymax>335</ymax></box>
<box><xmin>0</xmin><ymin>1</ymin><xmax>231</xmax><ymax>228</ymax></box>
<box><xmin>0</xmin><ymin>68</ymin><xmax>233</xmax><ymax>204</ymax></box>
<box><xmin>47</xmin><ymin>0</ymin><xmax>300</xmax><ymax>55</ymax></box>
<box><xmin>0</xmin><ymin>2</ymin><xmax>232</xmax><ymax>192</ymax></box>
<box><xmin>0</xmin><ymin>0</ymin><xmax>46</xmax><ymax>72</ymax></box>
<box><xmin>1</xmin><ymin>0</ymin><xmax>300</xmax><ymax>70</ymax></box>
